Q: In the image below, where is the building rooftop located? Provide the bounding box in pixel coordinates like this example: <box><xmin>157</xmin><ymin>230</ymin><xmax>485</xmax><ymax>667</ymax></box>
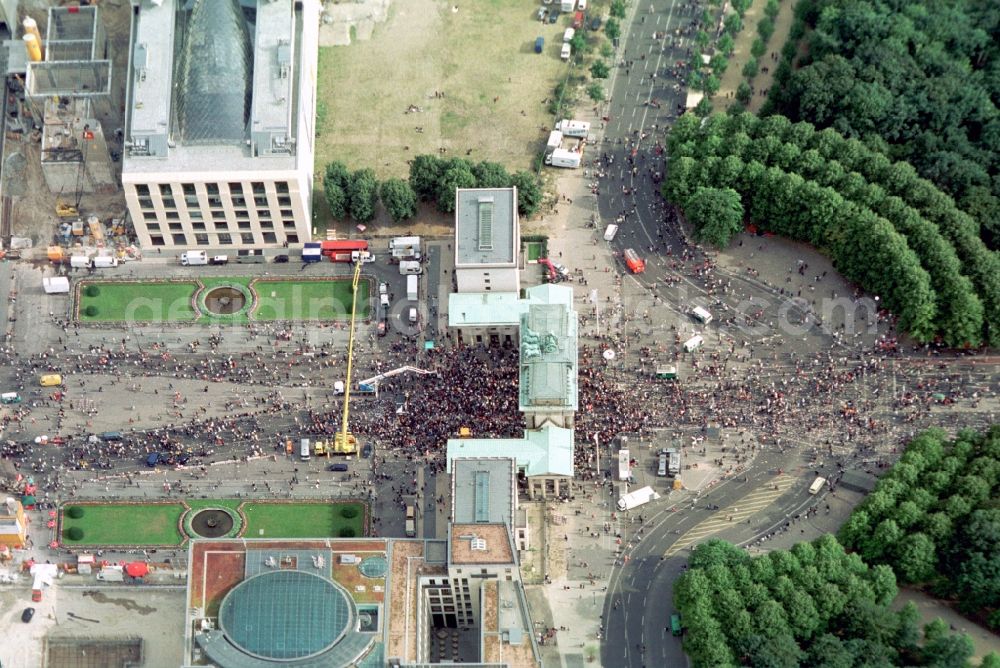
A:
<box><xmin>447</xmin><ymin>425</ymin><xmax>575</xmax><ymax>478</ymax></box>
<box><xmin>455</xmin><ymin>188</ymin><xmax>518</xmax><ymax>267</ymax></box>
<box><xmin>124</xmin><ymin>0</ymin><xmax>306</xmax><ymax>174</ymax></box>
<box><xmin>449</xmin><ymin>524</ymin><xmax>515</xmax><ymax>565</ymax></box>
<box><xmin>519</xmin><ymin>293</ymin><xmax>578</xmax><ymax>414</ymax></box>
<box><xmin>451</xmin><ymin>458</ymin><xmax>516</xmax><ymax>526</ymax></box>
<box><xmin>448</xmin><ymin>292</ymin><xmax>523</xmax><ymax>328</ymax></box>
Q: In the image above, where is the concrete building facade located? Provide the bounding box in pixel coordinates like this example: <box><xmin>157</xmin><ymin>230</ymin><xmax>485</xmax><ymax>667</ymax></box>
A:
<box><xmin>0</xmin><ymin>497</ymin><xmax>27</xmax><ymax>549</ymax></box>
<box><xmin>122</xmin><ymin>0</ymin><xmax>319</xmax><ymax>250</ymax></box>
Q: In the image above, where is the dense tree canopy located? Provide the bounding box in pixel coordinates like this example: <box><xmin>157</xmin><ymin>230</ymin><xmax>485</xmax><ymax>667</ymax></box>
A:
<box><xmin>378</xmin><ymin>178</ymin><xmax>417</xmax><ymax>222</ymax></box>
<box><xmin>662</xmin><ymin>112</ymin><xmax>1000</xmax><ymax>347</ymax></box>
<box><xmin>767</xmin><ymin>0</ymin><xmax>1000</xmax><ymax>250</ymax></box>
<box><xmin>675</xmin><ymin>537</ymin><xmax>985</xmax><ymax>668</ymax></box>
<box><xmin>407</xmin><ymin>155</ymin><xmax>544</xmax><ymax>218</ymax></box>
<box><xmin>839</xmin><ymin>426</ymin><xmax>1000</xmax><ymax>629</ymax></box>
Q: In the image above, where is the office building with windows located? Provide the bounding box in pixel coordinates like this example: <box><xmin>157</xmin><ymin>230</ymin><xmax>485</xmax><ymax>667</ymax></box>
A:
<box><xmin>122</xmin><ymin>0</ymin><xmax>319</xmax><ymax>249</ymax></box>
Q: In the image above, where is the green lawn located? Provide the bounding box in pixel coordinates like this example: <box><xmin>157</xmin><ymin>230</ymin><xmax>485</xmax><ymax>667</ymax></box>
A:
<box><xmin>242</xmin><ymin>502</ymin><xmax>365</xmax><ymax>539</ymax></box>
<box><xmin>253</xmin><ymin>279</ymin><xmax>370</xmax><ymax>321</ymax></box>
<box><xmin>525</xmin><ymin>242</ymin><xmax>543</xmax><ymax>262</ymax></box>
<box><xmin>62</xmin><ymin>503</ymin><xmax>186</xmax><ymax>546</ymax></box>
<box><xmin>77</xmin><ymin>278</ymin><xmax>370</xmax><ymax>324</ymax></box>
<box><xmin>79</xmin><ymin>282</ymin><xmax>198</xmax><ymax>322</ymax></box>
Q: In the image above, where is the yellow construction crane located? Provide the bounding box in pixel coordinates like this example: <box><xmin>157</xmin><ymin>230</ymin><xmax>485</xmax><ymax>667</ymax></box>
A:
<box><xmin>333</xmin><ymin>260</ymin><xmax>363</xmax><ymax>455</ymax></box>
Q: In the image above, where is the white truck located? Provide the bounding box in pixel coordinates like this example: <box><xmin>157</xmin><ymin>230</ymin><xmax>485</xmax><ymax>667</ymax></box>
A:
<box><xmin>561</xmin><ymin>43</ymin><xmax>571</xmax><ymax>61</ymax></box>
<box><xmin>70</xmin><ymin>256</ymin><xmax>90</xmax><ymax>269</ymax></box>
<box><xmin>617</xmin><ymin>486</ymin><xmax>660</xmax><ymax>511</ymax></box>
<box><xmin>399</xmin><ymin>260</ymin><xmax>422</xmax><ymax>275</ymax></box>
<box><xmin>545</xmin><ymin>148</ymin><xmax>582</xmax><ymax>169</ymax></box>
<box><xmin>406</xmin><ymin>274</ymin><xmax>418</xmax><ymax>301</ymax></box>
<box><xmin>92</xmin><ymin>256</ymin><xmax>118</xmax><ymax>269</ymax></box>
<box><xmin>180</xmin><ymin>251</ymin><xmax>208</xmax><ymax>266</ymax></box>
<box><xmin>546</xmin><ymin>130</ymin><xmax>564</xmax><ymax>154</ymax></box>
<box><xmin>389</xmin><ymin>236</ymin><xmax>421</xmax><ymax>260</ymax></box>
<box><xmin>809</xmin><ymin>477</ymin><xmax>827</xmax><ymax>495</ymax></box>
<box><xmin>556</xmin><ymin>119</ymin><xmax>591</xmax><ymax>138</ymax></box>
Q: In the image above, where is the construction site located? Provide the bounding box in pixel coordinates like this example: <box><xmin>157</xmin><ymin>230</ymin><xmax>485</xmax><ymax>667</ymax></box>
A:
<box><xmin>0</xmin><ymin>1</ymin><xmax>135</xmax><ymax>263</ymax></box>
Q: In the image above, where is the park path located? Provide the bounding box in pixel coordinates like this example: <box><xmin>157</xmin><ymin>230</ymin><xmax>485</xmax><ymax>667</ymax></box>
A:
<box><xmin>712</xmin><ymin>0</ymin><xmax>799</xmax><ymax>113</ymax></box>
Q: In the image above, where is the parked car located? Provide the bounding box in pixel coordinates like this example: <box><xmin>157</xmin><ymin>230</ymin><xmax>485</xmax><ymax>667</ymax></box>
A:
<box><xmin>590</xmin><ymin>16</ymin><xmax>602</xmax><ymax>30</ymax></box>
<box><xmin>361</xmin><ymin>444</ymin><xmax>373</xmax><ymax>458</ymax></box>
<box><xmin>537</xmin><ymin>6</ymin><xmax>547</xmax><ymax>20</ymax></box>
<box><xmin>548</xmin><ymin>9</ymin><xmax>559</xmax><ymax>23</ymax></box>
<box><xmin>22</xmin><ymin>607</ymin><xmax>35</xmax><ymax>623</ymax></box>
<box><xmin>274</xmin><ymin>254</ymin><xmax>289</xmax><ymax>263</ymax></box>
<box><xmin>326</xmin><ymin>463</ymin><xmax>349</xmax><ymax>472</ymax></box>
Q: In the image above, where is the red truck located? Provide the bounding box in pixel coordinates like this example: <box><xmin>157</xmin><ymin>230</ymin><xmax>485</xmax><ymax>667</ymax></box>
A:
<box><xmin>572</xmin><ymin>10</ymin><xmax>584</xmax><ymax>29</ymax></box>
<box><xmin>321</xmin><ymin>239</ymin><xmax>368</xmax><ymax>262</ymax></box>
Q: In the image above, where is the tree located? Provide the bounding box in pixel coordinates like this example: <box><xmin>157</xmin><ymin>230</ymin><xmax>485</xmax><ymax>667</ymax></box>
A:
<box><xmin>347</xmin><ymin>168</ymin><xmax>378</xmax><ymax>222</ymax></box>
<box><xmin>724</xmin><ymin>13</ymin><xmax>742</xmax><ymax>36</ymax></box>
<box><xmin>379</xmin><ymin>178</ymin><xmax>417</xmax><ymax>222</ymax></box>
<box><xmin>694</xmin><ymin>97</ymin><xmax>714</xmax><ymax>118</ymax></box>
<box><xmin>685</xmin><ymin>187</ymin><xmax>744</xmax><ymax>247</ymax></box>
<box><xmin>710</xmin><ymin>54</ymin><xmax>729</xmax><ymax>76</ymax></box>
<box><xmin>600</xmin><ymin>41</ymin><xmax>614</xmax><ymax>59</ymax></box>
<box><xmin>590</xmin><ymin>60</ymin><xmax>610</xmax><ymax>79</ymax></box>
<box><xmin>472</xmin><ymin>161</ymin><xmax>510</xmax><ymax>189</ymax></box>
<box><xmin>894</xmin><ymin>533</ymin><xmax>937</xmax><ymax>583</ymax></box>
<box><xmin>922</xmin><ymin>632</ymin><xmax>975</xmax><ymax>668</ymax></box>
<box><xmin>409</xmin><ymin>154</ymin><xmax>445</xmax><ymax>201</ymax></box>
<box><xmin>696</xmin><ymin>30</ymin><xmax>711</xmax><ymax>50</ymax></box>
<box><xmin>736</xmin><ymin>81</ymin><xmax>753</xmax><ymax>105</ymax></box>
<box><xmin>586</xmin><ymin>83</ymin><xmax>606</xmax><ymax>102</ymax></box>
<box><xmin>732</xmin><ymin>0</ymin><xmax>752</xmax><ymax>17</ymax></box>
<box><xmin>436</xmin><ymin>161</ymin><xmax>476</xmax><ymax>213</ymax></box>
<box><xmin>718</xmin><ymin>34</ymin><xmax>735</xmax><ymax>56</ymax></box>
<box><xmin>751</xmin><ymin>37</ymin><xmax>768</xmax><ymax>59</ymax></box>
<box><xmin>702</xmin><ymin>74</ymin><xmax>721</xmax><ymax>97</ymax></box>
<box><xmin>510</xmin><ymin>171</ymin><xmax>543</xmax><ymax>218</ymax></box>
<box><xmin>743</xmin><ymin>57</ymin><xmax>759</xmax><ymax>79</ymax></box>
<box><xmin>323</xmin><ymin>161</ymin><xmax>351</xmax><ymax>219</ymax></box>
<box><xmin>569</xmin><ymin>32</ymin><xmax>586</xmax><ymax>58</ymax></box>
<box><xmin>757</xmin><ymin>16</ymin><xmax>775</xmax><ymax>41</ymax></box>
<box><xmin>610</xmin><ymin>0</ymin><xmax>626</xmax><ymax>19</ymax></box>
<box><xmin>66</xmin><ymin>526</ymin><xmax>84</xmax><ymax>541</ymax></box>
<box><xmin>604</xmin><ymin>18</ymin><xmax>620</xmax><ymax>41</ymax></box>
<box><xmin>765</xmin><ymin>0</ymin><xmax>780</xmax><ymax>19</ymax></box>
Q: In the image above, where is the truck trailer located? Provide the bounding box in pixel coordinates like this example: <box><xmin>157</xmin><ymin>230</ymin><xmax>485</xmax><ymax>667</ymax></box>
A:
<box><xmin>556</xmin><ymin>119</ymin><xmax>591</xmax><ymax>138</ymax></box>
<box><xmin>545</xmin><ymin>148</ymin><xmax>582</xmax><ymax>168</ymax></box>
<box><xmin>180</xmin><ymin>251</ymin><xmax>208</xmax><ymax>266</ymax></box>
<box><xmin>321</xmin><ymin>239</ymin><xmax>368</xmax><ymax>260</ymax></box>
<box><xmin>617</xmin><ymin>486</ymin><xmax>660</xmax><ymax>511</ymax></box>
<box><xmin>302</xmin><ymin>242</ymin><xmax>322</xmax><ymax>263</ymax></box>
<box><xmin>389</xmin><ymin>236</ymin><xmax>421</xmax><ymax>259</ymax></box>
<box><xmin>407</xmin><ymin>274</ymin><xmax>418</xmax><ymax>301</ymax></box>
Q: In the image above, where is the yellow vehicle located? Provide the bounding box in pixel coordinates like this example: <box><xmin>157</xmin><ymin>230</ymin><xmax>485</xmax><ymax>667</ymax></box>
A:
<box><xmin>39</xmin><ymin>374</ymin><xmax>62</xmax><ymax>387</ymax></box>
<box><xmin>314</xmin><ymin>440</ymin><xmax>326</xmax><ymax>456</ymax></box>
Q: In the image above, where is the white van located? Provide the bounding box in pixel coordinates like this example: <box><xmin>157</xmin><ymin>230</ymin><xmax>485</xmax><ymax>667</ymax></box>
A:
<box><xmin>809</xmin><ymin>477</ymin><xmax>827</xmax><ymax>495</ymax></box>
<box><xmin>561</xmin><ymin>43</ymin><xmax>571</xmax><ymax>61</ymax></box>
<box><xmin>691</xmin><ymin>306</ymin><xmax>713</xmax><ymax>325</ymax></box>
<box><xmin>408</xmin><ymin>307</ymin><xmax>418</xmax><ymax>324</ymax></box>
<box><xmin>604</xmin><ymin>224</ymin><xmax>619</xmax><ymax>241</ymax></box>
<box><xmin>683</xmin><ymin>335</ymin><xmax>703</xmax><ymax>352</ymax></box>
<box><xmin>563</xmin><ymin>28</ymin><xmax>575</xmax><ymax>43</ymax></box>
<box><xmin>380</xmin><ymin>293</ymin><xmax>390</xmax><ymax>307</ymax></box>
<box><xmin>92</xmin><ymin>256</ymin><xmax>118</xmax><ymax>269</ymax></box>
<box><xmin>399</xmin><ymin>260</ymin><xmax>422</xmax><ymax>275</ymax></box>
<box><xmin>70</xmin><ymin>256</ymin><xmax>90</xmax><ymax>269</ymax></box>
<box><xmin>180</xmin><ymin>251</ymin><xmax>208</xmax><ymax>266</ymax></box>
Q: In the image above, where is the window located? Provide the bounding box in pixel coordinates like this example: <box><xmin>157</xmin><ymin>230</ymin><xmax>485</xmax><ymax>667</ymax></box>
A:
<box><xmin>162</xmin><ymin>198</ymin><xmax>176</xmax><ymax>209</ymax></box>
<box><xmin>277</xmin><ymin>196</ymin><xmax>292</xmax><ymax>207</ymax></box>
<box><xmin>218</xmin><ymin>233</ymin><xmax>232</xmax><ymax>245</ymax></box>
<box><xmin>192</xmin><ymin>222</ymin><xmax>206</xmax><ymax>231</ymax></box>
<box><xmin>165</xmin><ymin>211</ymin><xmax>180</xmax><ymax>220</ymax></box>
<box><xmin>254</xmin><ymin>196</ymin><xmax>268</xmax><ymax>207</ymax></box>
<box><xmin>136</xmin><ymin>184</ymin><xmax>150</xmax><ymax>197</ymax></box>
<box><xmin>238</xmin><ymin>221</ymin><xmax>252</xmax><ymax>231</ymax></box>
<box><xmin>208</xmin><ymin>197</ymin><xmax>223</xmax><ymax>209</ymax></box>
<box><xmin>159</xmin><ymin>184</ymin><xmax>173</xmax><ymax>197</ymax></box>
<box><xmin>280</xmin><ymin>209</ymin><xmax>293</xmax><ymax>218</ymax></box>
<box><xmin>236</xmin><ymin>211</ymin><xmax>250</xmax><ymax>220</ymax></box>
<box><xmin>185</xmin><ymin>196</ymin><xmax>199</xmax><ymax>207</ymax></box>
<box><xmin>206</xmin><ymin>183</ymin><xmax>219</xmax><ymax>195</ymax></box>
<box><xmin>263</xmin><ymin>232</ymin><xmax>277</xmax><ymax>244</ymax></box>
<box><xmin>285</xmin><ymin>234</ymin><xmax>298</xmax><ymax>244</ymax></box>
<box><xmin>143</xmin><ymin>210</ymin><xmax>158</xmax><ymax>221</ymax></box>
<box><xmin>146</xmin><ymin>223</ymin><xmax>160</xmax><ymax>231</ymax></box>
<box><xmin>171</xmin><ymin>233</ymin><xmax>186</xmax><ymax>244</ymax></box>
<box><xmin>168</xmin><ymin>222</ymin><xmax>183</xmax><ymax>231</ymax></box>
<box><xmin>284</xmin><ymin>220</ymin><xmax>297</xmax><ymax>230</ymax></box>
<box><xmin>256</xmin><ymin>209</ymin><xmax>270</xmax><ymax>219</ymax></box>
<box><xmin>182</xmin><ymin>183</ymin><xmax>196</xmax><ymax>195</ymax></box>
<box><xmin>138</xmin><ymin>197</ymin><xmax>154</xmax><ymax>209</ymax></box>
<box><xmin>195</xmin><ymin>234</ymin><xmax>209</xmax><ymax>246</ymax></box>
<box><xmin>251</xmin><ymin>182</ymin><xmax>266</xmax><ymax>195</ymax></box>
<box><xmin>232</xmin><ymin>197</ymin><xmax>247</xmax><ymax>208</ymax></box>
<box><xmin>227</xmin><ymin>182</ymin><xmax>243</xmax><ymax>196</ymax></box>
<box><xmin>149</xmin><ymin>235</ymin><xmax>165</xmax><ymax>246</ymax></box>
<box><xmin>260</xmin><ymin>220</ymin><xmax>274</xmax><ymax>230</ymax></box>
<box><xmin>212</xmin><ymin>209</ymin><xmax>227</xmax><ymax>220</ymax></box>
<box><xmin>276</xmin><ymin>181</ymin><xmax>289</xmax><ymax>194</ymax></box>
<box><xmin>241</xmin><ymin>233</ymin><xmax>255</xmax><ymax>245</ymax></box>
<box><xmin>189</xmin><ymin>210</ymin><xmax>204</xmax><ymax>221</ymax></box>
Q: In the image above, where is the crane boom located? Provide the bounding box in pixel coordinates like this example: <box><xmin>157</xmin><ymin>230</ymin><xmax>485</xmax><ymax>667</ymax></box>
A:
<box><xmin>335</xmin><ymin>260</ymin><xmax>363</xmax><ymax>454</ymax></box>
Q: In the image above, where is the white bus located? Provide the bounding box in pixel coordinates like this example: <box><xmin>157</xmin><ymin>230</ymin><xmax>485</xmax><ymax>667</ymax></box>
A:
<box><xmin>809</xmin><ymin>477</ymin><xmax>827</xmax><ymax>494</ymax></box>
<box><xmin>300</xmin><ymin>438</ymin><xmax>311</xmax><ymax>461</ymax></box>
<box><xmin>691</xmin><ymin>306</ymin><xmax>713</xmax><ymax>325</ymax></box>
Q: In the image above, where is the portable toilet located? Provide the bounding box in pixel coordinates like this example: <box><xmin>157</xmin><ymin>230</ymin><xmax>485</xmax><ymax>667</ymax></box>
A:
<box><xmin>534</xmin><ymin>36</ymin><xmax>544</xmax><ymax>53</ymax></box>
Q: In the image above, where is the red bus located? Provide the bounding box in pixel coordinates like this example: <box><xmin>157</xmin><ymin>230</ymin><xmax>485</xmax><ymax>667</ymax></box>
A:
<box><xmin>320</xmin><ymin>240</ymin><xmax>368</xmax><ymax>257</ymax></box>
<box><xmin>623</xmin><ymin>248</ymin><xmax>645</xmax><ymax>274</ymax></box>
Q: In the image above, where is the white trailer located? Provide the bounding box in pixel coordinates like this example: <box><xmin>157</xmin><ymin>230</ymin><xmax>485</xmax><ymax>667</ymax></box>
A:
<box><xmin>180</xmin><ymin>251</ymin><xmax>207</xmax><ymax>266</ymax></box>
<box><xmin>683</xmin><ymin>335</ymin><xmax>704</xmax><ymax>352</ymax></box>
<box><xmin>560</xmin><ymin>0</ymin><xmax>575</xmax><ymax>11</ymax></box>
<box><xmin>546</xmin><ymin>130</ymin><xmax>564</xmax><ymax>154</ymax></box>
<box><xmin>556</xmin><ymin>119</ymin><xmax>591</xmax><ymax>138</ymax></box>
<box><xmin>617</xmin><ymin>449</ymin><xmax>630</xmax><ymax>481</ymax></box>
<box><xmin>399</xmin><ymin>260</ymin><xmax>422</xmax><ymax>275</ymax></box>
<box><xmin>407</xmin><ymin>274</ymin><xmax>418</xmax><ymax>301</ymax></box>
<box><xmin>389</xmin><ymin>236</ymin><xmax>421</xmax><ymax>259</ymax></box>
<box><xmin>70</xmin><ymin>256</ymin><xmax>90</xmax><ymax>269</ymax></box>
<box><xmin>561</xmin><ymin>43</ymin><xmax>571</xmax><ymax>60</ymax></box>
<box><xmin>617</xmin><ymin>486</ymin><xmax>660</xmax><ymax>511</ymax></box>
<box><xmin>92</xmin><ymin>256</ymin><xmax>118</xmax><ymax>269</ymax></box>
<box><xmin>691</xmin><ymin>306</ymin><xmax>713</xmax><ymax>325</ymax></box>
<box><xmin>545</xmin><ymin>148</ymin><xmax>582</xmax><ymax>168</ymax></box>
<box><xmin>563</xmin><ymin>28</ymin><xmax>575</xmax><ymax>42</ymax></box>
<box><xmin>809</xmin><ymin>477</ymin><xmax>827</xmax><ymax>494</ymax></box>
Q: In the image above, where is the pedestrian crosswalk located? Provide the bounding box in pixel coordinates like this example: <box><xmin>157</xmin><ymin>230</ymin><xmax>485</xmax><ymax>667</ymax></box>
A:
<box><xmin>663</xmin><ymin>475</ymin><xmax>798</xmax><ymax>557</ymax></box>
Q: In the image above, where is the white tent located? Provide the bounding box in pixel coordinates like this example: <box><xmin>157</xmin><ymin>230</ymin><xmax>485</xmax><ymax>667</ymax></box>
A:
<box><xmin>42</xmin><ymin>276</ymin><xmax>70</xmax><ymax>294</ymax></box>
